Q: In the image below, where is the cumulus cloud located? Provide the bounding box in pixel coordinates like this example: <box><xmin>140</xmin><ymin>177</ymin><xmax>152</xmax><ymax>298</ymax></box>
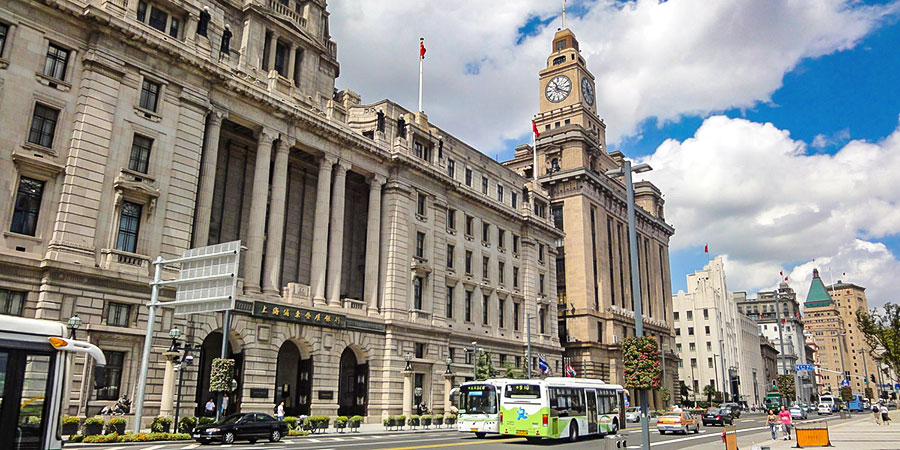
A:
<box><xmin>641</xmin><ymin>115</ymin><xmax>900</xmax><ymax>307</ymax></box>
<box><xmin>329</xmin><ymin>0</ymin><xmax>898</xmax><ymax>152</ymax></box>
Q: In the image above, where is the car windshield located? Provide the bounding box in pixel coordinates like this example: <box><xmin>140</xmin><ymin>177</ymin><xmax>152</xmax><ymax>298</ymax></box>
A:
<box><xmin>216</xmin><ymin>414</ymin><xmax>245</xmax><ymax>425</ymax></box>
<box><xmin>626</xmin><ymin>408</ymin><xmax>638</xmax><ymax>413</ymax></box>
<box><xmin>706</xmin><ymin>408</ymin><xmax>720</xmax><ymax>414</ymax></box>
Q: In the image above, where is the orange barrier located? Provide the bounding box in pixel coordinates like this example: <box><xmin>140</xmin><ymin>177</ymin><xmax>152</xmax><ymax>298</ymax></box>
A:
<box><xmin>795</xmin><ymin>422</ymin><xmax>832</xmax><ymax>447</ymax></box>
<box><xmin>722</xmin><ymin>425</ymin><xmax>738</xmax><ymax>450</ymax></box>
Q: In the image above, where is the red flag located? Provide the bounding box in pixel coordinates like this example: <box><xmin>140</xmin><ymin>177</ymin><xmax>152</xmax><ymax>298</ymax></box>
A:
<box><xmin>419</xmin><ymin>38</ymin><xmax>426</xmax><ymax>59</ymax></box>
<box><xmin>704</xmin><ymin>244</ymin><xmax>708</xmax><ymax>253</ymax></box>
<box><xmin>532</xmin><ymin>119</ymin><xmax>541</xmax><ymax>137</ymax></box>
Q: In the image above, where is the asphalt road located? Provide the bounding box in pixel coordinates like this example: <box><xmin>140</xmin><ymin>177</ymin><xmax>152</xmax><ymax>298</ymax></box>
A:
<box><xmin>68</xmin><ymin>413</ymin><xmax>847</xmax><ymax>450</ymax></box>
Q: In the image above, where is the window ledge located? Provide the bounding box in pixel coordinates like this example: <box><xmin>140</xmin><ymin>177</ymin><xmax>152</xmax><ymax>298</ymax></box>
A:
<box><xmin>20</xmin><ymin>141</ymin><xmax>58</xmax><ymax>158</ymax></box>
<box><xmin>416</xmin><ymin>213</ymin><xmax>428</xmax><ymax>222</ymax></box>
<box><xmin>498</xmin><ymin>247</ymin><xmax>506</xmax><ymax>254</ymax></box>
<box><xmin>0</xmin><ymin>58</ymin><xmax>9</xmax><ymax>69</ymax></box>
<box><xmin>464</xmin><ymin>234</ymin><xmax>474</xmax><ymax>242</ymax></box>
<box><xmin>512</xmin><ymin>253</ymin><xmax>520</xmax><ymax>259</ymax></box>
<box><xmin>34</xmin><ymin>72</ymin><xmax>71</xmax><ymax>91</ymax></box>
<box><xmin>3</xmin><ymin>231</ymin><xmax>43</xmax><ymax>244</ymax></box>
<box><xmin>481</xmin><ymin>241</ymin><xmax>491</xmax><ymax>248</ymax></box>
<box><xmin>446</xmin><ymin>228</ymin><xmax>457</xmax><ymax>235</ymax></box>
<box><xmin>134</xmin><ymin>106</ymin><xmax>162</xmax><ymax>122</ymax></box>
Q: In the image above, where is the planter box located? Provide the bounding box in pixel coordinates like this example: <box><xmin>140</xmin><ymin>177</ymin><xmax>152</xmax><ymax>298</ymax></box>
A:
<box><xmin>82</xmin><ymin>424</ymin><xmax>103</xmax><ymax>436</ymax></box>
<box><xmin>62</xmin><ymin>422</ymin><xmax>79</xmax><ymax>436</ymax></box>
<box><xmin>106</xmin><ymin>422</ymin><xmax>126</xmax><ymax>435</ymax></box>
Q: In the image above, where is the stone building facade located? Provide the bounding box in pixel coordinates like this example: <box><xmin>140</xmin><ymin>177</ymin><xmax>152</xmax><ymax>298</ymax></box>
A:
<box><xmin>0</xmin><ymin>0</ymin><xmax>563</xmax><ymax>427</ymax></box>
<box><xmin>502</xmin><ymin>28</ymin><xmax>676</xmax><ymax>408</ymax></box>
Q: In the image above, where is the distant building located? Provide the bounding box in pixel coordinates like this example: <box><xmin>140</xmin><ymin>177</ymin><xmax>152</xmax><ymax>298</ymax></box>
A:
<box><xmin>760</xmin><ymin>337</ymin><xmax>780</xmax><ymax>397</ymax></box>
<box><xmin>733</xmin><ymin>292</ymin><xmax>764</xmax><ymax>406</ymax></box>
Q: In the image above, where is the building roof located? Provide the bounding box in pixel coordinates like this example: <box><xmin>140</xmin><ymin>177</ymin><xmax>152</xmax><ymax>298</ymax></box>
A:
<box><xmin>804</xmin><ymin>269</ymin><xmax>834</xmax><ymax>308</ymax></box>
<box><xmin>827</xmin><ymin>281</ymin><xmax>866</xmax><ymax>292</ymax></box>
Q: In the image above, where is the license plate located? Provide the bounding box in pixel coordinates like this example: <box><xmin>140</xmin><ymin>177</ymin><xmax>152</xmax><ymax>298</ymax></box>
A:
<box><xmin>517</xmin><ymin>430</ymin><xmax>528</xmax><ymax>435</ymax></box>
<box><xmin>192</xmin><ymin>434</ymin><xmax>200</xmax><ymax>438</ymax></box>
<box><xmin>470</xmin><ymin>428</ymin><xmax>479</xmax><ymax>432</ymax></box>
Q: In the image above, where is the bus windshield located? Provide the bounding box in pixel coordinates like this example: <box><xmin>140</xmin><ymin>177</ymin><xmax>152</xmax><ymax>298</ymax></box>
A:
<box><xmin>460</xmin><ymin>384</ymin><xmax>497</xmax><ymax>414</ymax></box>
<box><xmin>505</xmin><ymin>383</ymin><xmax>541</xmax><ymax>399</ymax></box>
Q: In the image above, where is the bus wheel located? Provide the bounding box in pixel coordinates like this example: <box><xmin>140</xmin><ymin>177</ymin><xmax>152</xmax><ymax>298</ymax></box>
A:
<box><xmin>475</xmin><ymin>432</ymin><xmax>486</xmax><ymax>439</ymax></box>
<box><xmin>568</xmin><ymin>423</ymin><xmax>579</xmax><ymax>442</ymax></box>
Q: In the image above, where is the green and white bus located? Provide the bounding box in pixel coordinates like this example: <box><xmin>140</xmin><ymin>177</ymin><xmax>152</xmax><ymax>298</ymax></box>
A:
<box><xmin>457</xmin><ymin>380</ymin><xmax>510</xmax><ymax>438</ymax></box>
<box><xmin>499</xmin><ymin>378</ymin><xmax>623</xmax><ymax>442</ymax></box>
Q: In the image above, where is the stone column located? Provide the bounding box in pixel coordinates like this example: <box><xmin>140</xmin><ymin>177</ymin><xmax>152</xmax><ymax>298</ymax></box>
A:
<box><xmin>402</xmin><ymin>370</ymin><xmax>414</xmax><ymax>417</ymax></box>
<box><xmin>325</xmin><ymin>160</ymin><xmax>351</xmax><ymax>307</ymax></box>
<box><xmin>160</xmin><ymin>352</ymin><xmax>180</xmax><ymax>417</ymax></box>
<box><xmin>192</xmin><ymin>110</ymin><xmax>226</xmax><ymax>248</ymax></box>
<box><xmin>267</xmin><ymin>33</ymin><xmax>278</xmax><ymax>73</ymax></box>
<box><xmin>365</xmin><ymin>175</ymin><xmax>385</xmax><ymax>315</ymax></box>
<box><xmin>244</xmin><ymin>129</ymin><xmax>276</xmax><ymax>293</ymax></box>
<box><xmin>287</xmin><ymin>44</ymin><xmax>297</xmax><ymax>84</ymax></box>
<box><xmin>310</xmin><ymin>155</ymin><xmax>337</xmax><ymax>306</ymax></box>
<box><xmin>263</xmin><ymin>138</ymin><xmax>293</xmax><ymax>295</ymax></box>
<box><xmin>443</xmin><ymin>373</ymin><xmax>454</xmax><ymax>413</ymax></box>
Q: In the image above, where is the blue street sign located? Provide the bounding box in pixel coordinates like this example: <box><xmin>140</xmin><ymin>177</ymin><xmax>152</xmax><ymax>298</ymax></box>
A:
<box><xmin>882</xmin><ymin>384</ymin><xmax>892</xmax><ymax>389</ymax></box>
<box><xmin>895</xmin><ymin>383</ymin><xmax>899</xmax><ymax>390</ymax></box>
<box><xmin>795</xmin><ymin>364</ymin><xmax>813</xmax><ymax>371</ymax></box>
<box><xmin>840</xmin><ymin>379</ymin><xmax>850</xmax><ymax>388</ymax></box>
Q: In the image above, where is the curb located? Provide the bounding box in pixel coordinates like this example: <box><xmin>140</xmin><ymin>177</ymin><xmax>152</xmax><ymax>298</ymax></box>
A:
<box><xmin>63</xmin><ymin>427</ymin><xmax>458</xmax><ymax>448</ymax></box>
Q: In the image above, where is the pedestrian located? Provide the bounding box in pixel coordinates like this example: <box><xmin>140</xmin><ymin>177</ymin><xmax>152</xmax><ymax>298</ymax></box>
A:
<box><xmin>275</xmin><ymin>401</ymin><xmax>285</xmax><ymax>421</ymax></box>
<box><xmin>766</xmin><ymin>409</ymin><xmax>778</xmax><ymax>440</ymax></box>
<box><xmin>881</xmin><ymin>403</ymin><xmax>891</xmax><ymax>426</ymax></box>
<box><xmin>873</xmin><ymin>402</ymin><xmax>882</xmax><ymax>425</ymax></box>
<box><xmin>778</xmin><ymin>406</ymin><xmax>793</xmax><ymax>440</ymax></box>
<box><xmin>221</xmin><ymin>394</ymin><xmax>229</xmax><ymax>416</ymax></box>
<box><xmin>205</xmin><ymin>398</ymin><xmax>216</xmax><ymax>417</ymax></box>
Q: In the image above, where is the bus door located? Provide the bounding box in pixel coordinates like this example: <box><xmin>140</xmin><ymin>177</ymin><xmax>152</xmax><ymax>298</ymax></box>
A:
<box><xmin>0</xmin><ymin>346</ymin><xmax>55</xmax><ymax>450</ymax></box>
<box><xmin>585</xmin><ymin>389</ymin><xmax>598</xmax><ymax>434</ymax></box>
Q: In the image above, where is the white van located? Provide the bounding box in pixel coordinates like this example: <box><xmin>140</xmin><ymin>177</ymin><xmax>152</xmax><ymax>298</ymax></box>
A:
<box><xmin>818</xmin><ymin>395</ymin><xmax>838</xmax><ymax>414</ymax></box>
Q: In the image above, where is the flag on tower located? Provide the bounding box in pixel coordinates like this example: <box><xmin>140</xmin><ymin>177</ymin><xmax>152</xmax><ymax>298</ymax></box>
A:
<box><xmin>704</xmin><ymin>244</ymin><xmax>708</xmax><ymax>253</ymax></box>
<box><xmin>419</xmin><ymin>37</ymin><xmax>426</xmax><ymax>59</ymax></box>
<box><xmin>532</xmin><ymin>119</ymin><xmax>541</xmax><ymax>137</ymax></box>
<box><xmin>538</xmin><ymin>357</ymin><xmax>550</xmax><ymax>374</ymax></box>
<box><xmin>565</xmin><ymin>362</ymin><xmax>577</xmax><ymax>377</ymax></box>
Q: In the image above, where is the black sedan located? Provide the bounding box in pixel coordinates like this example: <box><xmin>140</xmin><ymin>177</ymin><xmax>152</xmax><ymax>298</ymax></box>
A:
<box><xmin>192</xmin><ymin>413</ymin><xmax>288</xmax><ymax>445</ymax></box>
<box><xmin>702</xmin><ymin>408</ymin><xmax>735</xmax><ymax>426</ymax></box>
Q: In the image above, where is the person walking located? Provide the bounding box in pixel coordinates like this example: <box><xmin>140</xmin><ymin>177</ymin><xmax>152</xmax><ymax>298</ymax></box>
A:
<box><xmin>221</xmin><ymin>394</ymin><xmax>229</xmax><ymax>416</ymax></box>
<box><xmin>275</xmin><ymin>401</ymin><xmax>285</xmax><ymax>421</ymax></box>
<box><xmin>766</xmin><ymin>409</ymin><xmax>778</xmax><ymax>440</ymax></box>
<box><xmin>881</xmin><ymin>403</ymin><xmax>891</xmax><ymax>426</ymax></box>
<box><xmin>778</xmin><ymin>406</ymin><xmax>793</xmax><ymax>440</ymax></box>
<box><xmin>205</xmin><ymin>398</ymin><xmax>216</xmax><ymax>418</ymax></box>
<box><xmin>873</xmin><ymin>402</ymin><xmax>882</xmax><ymax>425</ymax></box>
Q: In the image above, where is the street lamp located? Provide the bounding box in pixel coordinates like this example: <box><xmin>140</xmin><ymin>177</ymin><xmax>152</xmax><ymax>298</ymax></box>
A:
<box><xmin>67</xmin><ymin>315</ymin><xmax>82</xmax><ymax>339</ymax></box>
<box><xmin>405</xmin><ymin>352</ymin><xmax>413</xmax><ymax>371</ymax></box>
<box><xmin>471</xmin><ymin>341</ymin><xmax>478</xmax><ymax>380</ymax></box>
<box><xmin>168</xmin><ymin>327</ymin><xmax>182</xmax><ymax>352</ymax></box>
<box><xmin>606</xmin><ymin>160</ymin><xmax>653</xmax><ymax>450</ymax></box>
<box><xmin>446</xmin><ymin>357</ymin><xmax>453</xmax><ymax>374</ymax></box>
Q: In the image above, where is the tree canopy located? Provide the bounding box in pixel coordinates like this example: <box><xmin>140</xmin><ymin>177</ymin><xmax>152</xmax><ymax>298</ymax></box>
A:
<box><xmin>856</xmin><ymin>303</ymin><xmax>900</xmax><ymax>379</ymax></box>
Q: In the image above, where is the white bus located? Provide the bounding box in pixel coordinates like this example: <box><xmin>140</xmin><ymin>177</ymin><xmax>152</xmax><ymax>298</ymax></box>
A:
<box><xmin>499</xmin><ymin>377</ymin><xmax>623</xmax><ymax>442</ymax></box>
<box><xmin>457</xmin><ymin>379</ymin><xmax>510</xmax><ymax>438</ymax></box>
<box><xmin>0</xmin><ymin>315</ymin><xmax>106</xmax><ymax>450</ymax></box>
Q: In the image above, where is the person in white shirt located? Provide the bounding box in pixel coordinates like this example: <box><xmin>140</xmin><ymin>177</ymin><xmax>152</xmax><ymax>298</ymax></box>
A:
<box><xmin>275</xmin><ymin>401</ymin><xmax>285</xmax><ymax>421</ymax></box>
<box><xmin>205</xmin><ymin>398</ymin><xmax>216</xmax><ymax>417</ymax></box>
<box><xmin>881</xmin><ymin>404</ymin><xmax>891</xmax><ymax>425</ymax></box>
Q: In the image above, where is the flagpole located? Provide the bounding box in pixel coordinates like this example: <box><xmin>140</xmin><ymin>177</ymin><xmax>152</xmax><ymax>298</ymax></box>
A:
<box><xmin>418</xmin><ymin>37</ymin><xmax>424</xmax><ymax>112</ymax></box>
<box><xmin>532</xmin><ymin>125</ymin><xmax>538</xmax><ymax>181</ymax></box>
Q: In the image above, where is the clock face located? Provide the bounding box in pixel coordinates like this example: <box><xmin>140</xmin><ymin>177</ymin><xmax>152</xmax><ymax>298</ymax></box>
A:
<box><xmin>545</xmin><ymin>75</ymin><xmax>572</xmax><ymax>103</ymax></box>
<box><xmin>581</xmin><ymin>77</ymin><xmax>595</xmax><ymax>106</ymax></box>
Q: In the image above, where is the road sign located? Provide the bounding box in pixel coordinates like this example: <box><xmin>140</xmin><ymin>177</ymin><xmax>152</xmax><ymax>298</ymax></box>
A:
<box><xmin>840</xmin><ymin>379</ymin><xmax>850</xmax><ymax>388</ymax></box>
<box><xmin>795</xmin><ymin>364</ymin><xmax>814</xmax><ymax>371</ymax></box>
<box><xmin>895</xmin><ymin>383</ymin><xmax>900</xmax><ymax>390</ymax></box>
<box><xmin>164</xmin><ymin>240</ymin><xmax>242</xmax><ymax>315</ymax></box>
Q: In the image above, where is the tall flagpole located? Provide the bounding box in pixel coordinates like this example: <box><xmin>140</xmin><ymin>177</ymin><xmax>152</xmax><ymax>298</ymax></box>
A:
<box><xmin>418</xmin><ymin>37</ymin><xmax>424</xmax><ymax>112</ymax></box>
<box><xmin>532</xmin><ymin>127</ymin><xmax>538</xmax><ymax>181</ymax></box>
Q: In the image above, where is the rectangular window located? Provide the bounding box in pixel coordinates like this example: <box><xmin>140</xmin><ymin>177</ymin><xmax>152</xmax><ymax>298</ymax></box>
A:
<box><xmin>498</xmin><ymin>229</ymin><xmax>505</xmax><ymax>248</ymax></box>
<box><xmin>465</xmin><ymin>168</ymin><xmax>473</xmax><ymax>186</ymax></box>
<box><xmin>511</xmin><ymin>192</ymin><xmax>518</xmax><ymax>209</ymax></box>
<box><xmin>498</xmin><ymin>261</ymin><xmax>505</xmax><ymax>284</ymax></box>
<box><xmin>539</xmin><ymin>274</ymin><xmax>545</xmax><ymax>294</ymax></box>
<box><xmin>413</xmin><ymin>276</ymin><xmax>424</xmax><ymax>310</ymax></box>
<box><xmin>128</xmin><ymin>135</ymin><xmax>153</xmax><ymax>174</ymax></box>
<box><xmin>674</xmin><ymin>311</ymin><xmax>679</xmax><ymax>321</ymax></box>
<box><xmin>448</xmin><ymin>159</ymin><xmax>455</xmax><ymax>178</ymax></box>
<box><xmin>28</xmin><ymin>104</ymin><xmax>59</xmax><ymax>148</ymax></box>
<box><xmin>499</xmin><ymin>298</ymin><xmax>505</xmax><ymax>328</ymax></box>
<box><xmin>705</xmin><ymin>325</ymin><xmax>710</xmax><ymax>335</ymax></box>
<box><xmin>43</xmin><ymin>43</ymin><xmax>69</xmax><ymax>80</ymax></box>
<box><xmin>539</xmin><ymin>244</ymin><xmax>545</xmax><ymax>263</ymax></box>
<box><xmin>415</xmin><ymin>342</ymin><xmax>425</xmax><ymax>359</ymax></box>
<box><xmin>137</xmin><ymin>1</ymin><xmax>148</xmax><ymax>21</ymax></box>
<box><xmin>551</xmin><ymin>205</ymin><xmax>564</xmax><ymax>230</ymax></box>
<box><xmin>482</xmin><ymin>295</ymin><xmax>489</xmax><ymax>325</ymax></box>
<box><xmin>708</xmin><ymin>357</ymin><xmax>714</xmax><ymax>368</ymax></box>
<box><xmin>675</xmin><ymin>328</ymin><xmax>681</xmax><ymax>336</ymax></box>
<box><xmin>446</xmin><ymin>286</ymin><xmax>454</xmax><ymax>318</ymax></box>
<box><xmin>447</xmin><ymin>244</ymin><xmax>455</xmax><ymax>269</ymax></box>
<box><xmin>96</xmin><ymin>350</ymin><xmax>125</xmax><ymax>400</ymax></box>
<box><xmin>0</xmin><ymin>23</ymin><xmax>8</xmax><ymax>56</ymax></box>
<box><xmin>169</xmin><ymin>16</ymin><xmax>180</xmax><ymax>38</ymax></box>
<box><xmin>447</xmin><ymin>209</ymin><xmax>456</xmax><ymax>230</ymax></box>
<box><xmin>140</xmin><ymin>79</ymin><xmax>161</xmax><ymax>112</ymax></box>
<box><xmin>10</xmin><ymin>177</ymin><xmax>44</xmax><ymax>236</ymax></box>
<box><xmin>539</xmin><ymin>307</ymin><xmax>546</xmax><ymax>334</ymax></box>
<box><xmin>465</xmin><ymin>215</ymin><xmax>474</xmax><ymax>236</ymax></box>
<box><xmin>465</xmin><ymin>291</ymin><xmax>472</xmax><ymax>322</ymax></box>
<box><xmin>416</xmin><ymin>232</ymin><xmax>425</xmax><ymax>258</ymax></box>
<box><xmin>706</xmin><ymin>342</ymin><xmax>712</xmax><ymax>351</ymax></box>
<box><xmin>687</xmin><ymin>310</ymin><xmax>693</xmax><ymax>320</ymax></box>
<box><xmin>0</xmin><ymin>289</ymin><xmax>26</xmax><ymax>316</ymax></box>
<box><xmin>676</xmin><ymin>343</ymin><xmax>681</xmax><ymax>352</ymax></box>
<box><xmin>513</xmin><ymin>235</ymin><xmax>520</xmax><ymax>253</ymax></box>
<box><xmin>689</xmin><ymin>342</ymin><xmax>696</xmax><ymax>351</ymax></box>
<box><xmin>497</xmin><ymin>184</ymin><xmax>504</xmax><ymax>202</ymax></box>
<box><xmin>465</xmin><ymin>250</ymin><xmax>473</xmax><ymax>274</ymax></box>
<box><xmin>514</xmin><ymin>302</ymin><xmax>520</xmax><ymax>331</ymax></box>
<box><xmin>482</xmin><ymin>222</ymin><xmax>490</xmax><ymax>243</ymax></box>
<box><xmin>690</xmin><ymin>358</ymin><xmax>697</xmax><ymax>368</ymax></box>
<box><xmin>482</xmin><ymin>256</ymin><xmax>490</xmax><ymax>279</ymax></box>
<box><xmin>106</xmin><ymin>302</ymin><xmax>131</xmax><ymax>327</ymax></box>
<box><xmin>513</xmin><ymin>266</ymin><xmax>519</xmax><ymax>288</ymax></box>
<box><xmin>274</xmin><ymin>41</ymin><xmax>288</xmax><ymax>76</ymax></box>
<box><xmin>116</xmin><ymin>201</ymin><xmax>142</xmax><ymax>253</ymax></box>
<box><xmin>688</xmin><ymin>327</ymin><xmax>694</xmax><ymax>336</ymax></box>
<box><xmin>148</xmin><ymin>5</ymin><xmax>169</xmax><ymax>33</ymax></box>
<box><xmin>482</xmin><ymin>176</ymin><xmax>489</xmax><ymax>194</ymax></box>
<box><xmin>703</xmin><ymin>308</ymin><xmax>709</xmax><ymax>320</ymax></box>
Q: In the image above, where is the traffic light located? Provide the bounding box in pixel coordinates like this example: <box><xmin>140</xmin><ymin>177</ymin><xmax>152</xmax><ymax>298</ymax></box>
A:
<box><xmin>772</xmin><ymin>380</ymin><xmax>777</xmax><ymax>389</ymax></box>
<box><xmin>871</xmin><ymin>374</ymin><xmax>877</xmax><ymax>383</ymax></box>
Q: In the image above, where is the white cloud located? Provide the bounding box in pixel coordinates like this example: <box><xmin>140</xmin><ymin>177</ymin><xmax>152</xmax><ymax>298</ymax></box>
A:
<box><xmin>641</xmin><ymin>115</ymin><xmax>900</xmax><ymax>307</ymax></box>
<box><xmin>329</xmin><ymin>0</ymin><xmax>897</xmax><ymax>152</ymax></box>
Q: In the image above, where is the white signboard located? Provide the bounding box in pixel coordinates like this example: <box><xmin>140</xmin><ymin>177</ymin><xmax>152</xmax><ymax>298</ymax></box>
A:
<box><xmin>165</xmin><ymin>240</ymin><xmax>241</xmax><ymax>315</ymax></box>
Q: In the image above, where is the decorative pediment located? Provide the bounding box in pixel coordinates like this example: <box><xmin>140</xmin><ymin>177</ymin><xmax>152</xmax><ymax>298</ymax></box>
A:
<box><xmin>114</xmin><ymin>170</ymin><xmax>160</xmax><ymax>213</ymax></box>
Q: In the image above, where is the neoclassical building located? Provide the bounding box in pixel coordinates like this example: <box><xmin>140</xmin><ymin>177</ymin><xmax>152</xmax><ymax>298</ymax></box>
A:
<box><xmin>0</xmin><ymin>0</ymin><xmax>563</xmax><ymax>427</ymax></box>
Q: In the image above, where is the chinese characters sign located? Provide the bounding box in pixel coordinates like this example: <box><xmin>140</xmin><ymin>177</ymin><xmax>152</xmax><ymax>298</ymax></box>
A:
<box><xmin>252</xmin><ymin>301</ymin><xmax>346</xmax><ymax>330</ymax></box>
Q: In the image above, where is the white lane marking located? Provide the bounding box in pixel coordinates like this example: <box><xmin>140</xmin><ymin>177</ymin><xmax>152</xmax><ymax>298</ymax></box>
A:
<box><xmin>741</xmin><ymin>419</ymin><xmax>756</xmax><ymax>422</ymax></box>
<box><xmin>181</xmin><ymin>445</ymin><xmax>201</xmax><ymax>449</ymax></box>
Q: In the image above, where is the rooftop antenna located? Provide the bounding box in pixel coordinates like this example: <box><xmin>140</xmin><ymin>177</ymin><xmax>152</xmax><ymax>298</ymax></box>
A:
<box><xmin>561</xmin><ymin>0</ymin><xmax>567</xmax><ymax>29</ymax></box>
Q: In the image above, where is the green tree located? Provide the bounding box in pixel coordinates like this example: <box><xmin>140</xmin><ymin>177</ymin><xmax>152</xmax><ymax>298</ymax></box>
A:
<box><xmin>865</xmin><ymin>387</ymin><xmax>874</xmax><ymax>400</ymax></box>
<box><xmin>660</xmin><ymin>387</ymin><xmax>671</xmax><ymax>406</ymax></box>
<box><xmin>856</xmin><ymin>304</ymin><xmax>900</xmax><ymax>378</ymax></box>
<box><xmin>776</xmin><ymin>375</ymin><xmax>796</xmax><ymax>402</ymax></box>
<box><xmin>500</xmin><ymin>363</ymin><xmax>526</xmax><ymax>379</ymax></box>
<box><xmin>475</xmin><ymin>352</ymin><xmax>495</xmax><ymax>381</ymax></box>
<box><xmin>840</xmin><ymin>386</ymin><xmax>852</xmax><ymax>402</ymax></box>
<box><xmin>703</xmin><ymin>384</ymin><xmax>716</xmax><ymax>404</ymax></box>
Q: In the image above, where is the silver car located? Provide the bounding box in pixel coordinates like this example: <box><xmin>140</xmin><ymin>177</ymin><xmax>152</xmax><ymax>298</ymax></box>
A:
<box><xmin>789</xmin><ymin>406</ymin><xmax>807</xmax><ymax>420</ymax></box>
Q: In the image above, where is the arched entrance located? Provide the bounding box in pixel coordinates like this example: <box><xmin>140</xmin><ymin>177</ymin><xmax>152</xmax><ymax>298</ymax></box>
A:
<box><xmin>338</xmin><ymin>347</ymin><xmax>368</xmax><ymax>417</ymax></box>
<box><xmin>195</xmin><ymin>331</ymin><xmax>243</xmax><ymax>417</ymax></box>
<box><xmin>274</xmin><ymin>340</ymin><xmax>313</xmax><ymax>416</ymax></box>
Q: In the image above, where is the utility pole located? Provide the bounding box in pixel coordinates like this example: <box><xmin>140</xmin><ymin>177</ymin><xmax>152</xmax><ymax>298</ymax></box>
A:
<box><xmin>773</xmin><ymin>287</ymin><xmax>790</xmax><ymax>406</ymax></box>
<box><xmin>471</xmin><ymin>341</ymin><xmax>478</xmax><ymax>381</ymax></box>
<box><xmin>661</xmin><ymin>343</ymin><xmax>667</xmax><ymax>407</ymax></box>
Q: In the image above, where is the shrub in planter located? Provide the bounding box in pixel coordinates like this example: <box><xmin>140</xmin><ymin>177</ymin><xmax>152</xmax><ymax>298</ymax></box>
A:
<box><xmin>349</xmin><ymin>415</ymin><xmax>362</xmax><ymax>430</ymax></box>
<box><xmin>150</xmin><ymin>416</ymin><xmax>173</xmax><ymax>433</ymax></box>
<box><xmin>107</xmin><ymin>417</ymin><xmax>126</xmax><ymax>435</ymax></box>
<box><xmin>83</xmin><ymin>432</ymin><xmax>118</xmax><ymax>443</ymax></box>
<box><xmin>209</xmin><ymin>358</ymin><xmax>235</xmax><ymax>393</ymax></box>
<box><xmin>383</xmin><ymin>416</ymin><xmax>395</xmax><ymax>429</ymax></box>
<box><xmin>432</xmin><ymin>415</ymin><xmax>443</xmax><ymax>426</ymax></box>
<box><xmin>444</xmin><ymin>413</ymin><xmax>457</xmax><ymax>426</ymax></box>
<box><xmin>283</xmin><ymin>416</ymin><xmax>298</xmax><ymax>430</ymax></box>
<box><xmin>408</xmin><ymin>414</ymin><xmax>420</xmax><ymax>427</ymax></box>
<box><xmin>82</xmin><ymin>417</ymin><xmax>104</xmax><ymax>436</ymax></box>
<box><xmin>421</xmin><ymin>414</ymin><xmax>432</xmax><ymax>427</ymax></box>
<box><xmin>178</xmin><ymin>416</ymin><xmax>197</xmax><ymax>434</ymax></box>
<box><xmin>288</xmin><ymin>429</ymin><xmax>310</xmax><ymax>436</ymax></box>
<box><xmin>68</xmin><ymin>434</ymin><xmax>84</xmax><ymax>443</ymax></box>
<box><xmin>62</xmin><ymin>416</ymin><xmax>80</xmax><ymax>436</ymax></box>
<box><xmin>394</xmin><ymin>415</ymin><xmax>407</xmax><ymax>428</ymax></box>
<box><xmin>623</xmin><ymin>336</ymin><xmax>662</xmax><ymax>390</ymax></box>
<box><xmin>334</xmin><ymin>416</ymin><xmax>348</xmax><ymax>432</ymax></box>
<box><xmin>303</xmin><ymin>415</ymin><xmax>329</xmax><ymax>433</ymax></box>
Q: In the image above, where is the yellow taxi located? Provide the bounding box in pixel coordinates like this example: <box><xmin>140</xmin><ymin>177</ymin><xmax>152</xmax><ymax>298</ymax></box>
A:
<box><xmin>656</xmin><ymin>411</ymin><xmax>700</xmax><ymax>435</ymax></box>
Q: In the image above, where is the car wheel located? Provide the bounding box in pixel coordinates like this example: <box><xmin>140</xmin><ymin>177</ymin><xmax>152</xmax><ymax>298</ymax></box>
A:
<box><xmin>223</xmin><ymin>432</ymin><xmax>235</xmax><ymax>445</ymax></box>
<box><xmin>568</xmin><ymin>422</ymin><xmax>579</xmax><ymax>443</ymax></box>
<box><xmin>269</xmin><ymin>429</ymin><xmax>282</xmax><ymax>442</ymax></box>
<box><xmin>475</xmin><ymin>432</ymin><xmax>487</xmax><ymax>438</ymax></box>
<box><xmin>659</xmin><ymin>430</ymin><xmax>666</xmax><ymax>435</ymax></box>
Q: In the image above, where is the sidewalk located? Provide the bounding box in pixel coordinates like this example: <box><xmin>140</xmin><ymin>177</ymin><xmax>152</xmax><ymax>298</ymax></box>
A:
<box><xmin>742</xmin><ymin>410</ymin><xmax>899</xmax><ymax>450</ymax></box>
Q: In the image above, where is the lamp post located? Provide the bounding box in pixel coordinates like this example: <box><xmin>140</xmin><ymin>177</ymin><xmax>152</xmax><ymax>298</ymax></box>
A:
<box><xmin>67</xmin><ymin>315</ymin><xmax>82</xmax><ymax>339</ymax></box>
<box><xmin>606</xmin><ymin>160</ymin><xmax>652</xmax><ymax>450</ymax></box>
<box><xmin>446</xmin><ymin>357</ymin><xmax>453</xmax><ymax>375</ymax></box>
<box><xmin>661</xmin><ymin>343</ymin><xmax>668</xmax><ymax>407</ymax></box>
<box><xmin>471</xmin><ymin>341</ymin><xmax>478</xmax><ymax>381</ymax></box>
<box><xmin>405</xmin><ymin>352</ymin><xmax>413</xmax><ymax>371</ymax></box>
